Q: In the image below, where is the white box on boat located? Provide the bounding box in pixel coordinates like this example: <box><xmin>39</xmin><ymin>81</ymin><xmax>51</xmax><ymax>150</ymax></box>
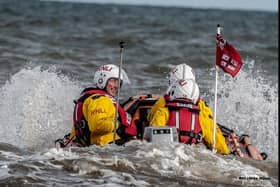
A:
<box><xmin>143</xmin><ymin>126</ymin><xmax>179</xmax><ymax>143</ymax></box>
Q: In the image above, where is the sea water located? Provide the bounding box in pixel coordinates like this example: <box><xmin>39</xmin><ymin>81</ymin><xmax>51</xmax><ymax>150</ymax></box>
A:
<box><xmin>0</xmin><ymin>0</ymin><xmax>278</xmax><ymax>186</ymax></box>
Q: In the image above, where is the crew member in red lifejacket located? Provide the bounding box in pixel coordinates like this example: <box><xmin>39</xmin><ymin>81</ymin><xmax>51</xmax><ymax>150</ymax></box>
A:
<box><xmin>149</xmin><ymin>79</ymin><xmax>205</xmax><ymax>144</ymax></box>
<box><xmin>57</xmin><ymin>64</ymin><xmax>137</xmax><ymax>147</ymax></box>
<box><xmin>147</xmin><ymin>63</ymin><xmax>230</xmax><ymax>154</ymax></box>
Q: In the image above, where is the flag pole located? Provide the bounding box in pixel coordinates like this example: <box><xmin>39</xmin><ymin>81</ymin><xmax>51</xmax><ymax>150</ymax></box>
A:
<box><xmin>212</xmin><ymin>24</ymin><xmax>221</xmax><ymax>153</ymax></box>
<box><xmin>212</xmin><ymin>66</ymin><xmax>218</xmax><ymax>153</ymax></box>
<box><xmin>113</xmin><ymin>41</ymin><xmax>125</xmax><ymax>144</ymax></box>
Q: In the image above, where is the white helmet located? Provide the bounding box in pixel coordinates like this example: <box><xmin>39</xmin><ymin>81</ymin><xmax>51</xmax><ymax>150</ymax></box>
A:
<box><xmin>169</xmin><ymin>79</ymin><xmax>200</xmax><ymax>104</ymax></box>
<box><xmin>93</xmin><ymin>64</ymin><xmax>124</xmax><ymax>89</ymax></box>
<box><xmin>168</xmin><ymin>63</ymin><xmax>195</xmax><ymax>86</ymax></box>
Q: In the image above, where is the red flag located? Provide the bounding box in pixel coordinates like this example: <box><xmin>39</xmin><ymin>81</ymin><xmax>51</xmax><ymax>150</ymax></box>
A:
<box><xmin>216</xmin><ymin>34</ymin><xmax>243</xmax><ymax>77</ymax></box>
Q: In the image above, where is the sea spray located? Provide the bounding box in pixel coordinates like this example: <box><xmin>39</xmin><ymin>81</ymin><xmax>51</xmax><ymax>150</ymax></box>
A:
<box><xmin>207</xmin><ymin>59</ymin><xmax>278</xmax><ymax>161</ymax></box>
<box><xmin>0</xmin><ymin>66</ymin><xmax>81</xmax><ymax>150</ymax></box>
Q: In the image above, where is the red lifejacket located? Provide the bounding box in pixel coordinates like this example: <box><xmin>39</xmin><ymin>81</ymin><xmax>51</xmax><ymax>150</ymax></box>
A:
<box><xmin>73</xmin><ymin>87</ymin><xmax>136</xmax><ymax>136</ymax></box>
<box><xmin>165</xmin><ymin>98</ymin><xmax>202</xmax><ymax>144</ymax></box>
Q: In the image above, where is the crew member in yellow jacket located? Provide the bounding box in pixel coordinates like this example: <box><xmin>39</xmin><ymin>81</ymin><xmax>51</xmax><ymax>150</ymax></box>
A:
<box><xmin>69</xmin><ymin>64</ymin><xmax>136</xmax><ymax>146</ymax></box>
<box><xmin>147</xmin><ymin>63</ymin><xmax>230</xmax><ymax>154</ymax></box>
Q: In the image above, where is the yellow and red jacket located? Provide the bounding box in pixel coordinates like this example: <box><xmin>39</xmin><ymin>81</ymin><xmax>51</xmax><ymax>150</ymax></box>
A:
<box><xmin>70</xmin><ymin>88</ymin><xmax>136</xmax><ymax>146</ymax></box>
<box><xmin>147</xmin><ymin>95</ymin><xmax>230</xmax><ymax>154</ymax></box>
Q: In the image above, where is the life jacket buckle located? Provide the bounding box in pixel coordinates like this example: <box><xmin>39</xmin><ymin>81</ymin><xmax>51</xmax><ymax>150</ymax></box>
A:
<box><xmin>188</xmin><ymin>132</ymin><xmax>195</xmax><ymax>138</ymax></box>
<box><xmin>196</xmin><ymin>133</ymin><xmax>202</xmax><ymax>143</ymax></box>
<box><xmin>75</xmin><ymin>120</ymin><xmax>86</xmax><ymax>128</ymax></box>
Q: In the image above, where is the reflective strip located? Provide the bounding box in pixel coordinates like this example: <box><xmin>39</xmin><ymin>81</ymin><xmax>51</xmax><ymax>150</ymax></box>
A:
<box><xmin>176</xmin><ymin>103</ymin><xmax>193</xmax><ymax>108</ymax></box>
<box><xmin>191</xmin><ymin>113</ymin><xmax>195</xmax><ymax>131</ymax></box>
<box><xmin>175</xmin><ymin>111</ymin><xmax>179</xmax><ymax>129</ymax></box>
<box><xmin>74</xmin><ymin>105</ymin><xmax>79</xmax><ymax>122</ymax></box>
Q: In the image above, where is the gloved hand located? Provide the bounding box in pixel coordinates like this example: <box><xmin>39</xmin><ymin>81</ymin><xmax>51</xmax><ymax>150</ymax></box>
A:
<box><xmin>116</xmin><ymin>119</ymin><xmax>137</xmax><ymax>142</ymax></box>
<box><xmin>74</xmin><ymin>120</ymin><xmax>91</xmax><ymax>146</ymax></box>
<box><xmin>116</xmin><ymin>124</ymin><xmax>129</xmax><ymax>139</ymax></box>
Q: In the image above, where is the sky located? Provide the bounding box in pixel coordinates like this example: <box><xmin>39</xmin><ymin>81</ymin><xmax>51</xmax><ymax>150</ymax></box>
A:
<box><xmin>48</xmin><ymin>0</ymin><xmax>278</xmax><ymax>12</ymax></box>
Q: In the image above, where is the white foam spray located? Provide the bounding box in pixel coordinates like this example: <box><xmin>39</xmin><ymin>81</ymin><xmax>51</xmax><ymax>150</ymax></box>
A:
<box><xmin>207</xmin><ymin>59</ymin><xmax>278</xmax><ymax>161</ymax></box>
<box><xmin>0</xmin><ymin>66</ymin><xmax>81</xmax><ymax>150</ymax></box>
